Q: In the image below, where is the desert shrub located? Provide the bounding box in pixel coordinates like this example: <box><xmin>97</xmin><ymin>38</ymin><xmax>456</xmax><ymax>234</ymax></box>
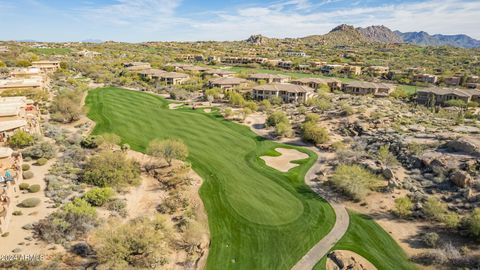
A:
<box><xmin>28</xmin><ymin>184</ymin><xmax>41</xmax><ymax>193</ymax></box>
<box><xmin>98</xmin><ymin>133</ymin><xmax>121</xmax><ymax>149</ymax></box>
<box><xmin>34</xmin><ymin>198</ymin><xmax>97</xmax><ymax>244</ymax></box>
<box><xmin>330</xmin><ymin>164</ymin><xmax>382</xmax><ymax>200</ymax></box>
<box><xmin>157</xmin><ymin>193</ymin><xmax>188</xmax><ymax>214</ymax></box>
<box><xmin>18</xmin><ymin>198</ymin><xmax>41</xmax><ymax>208</ymax></box>
<box><xmin>12</xmin><ymin>211</ymin><xmax>23</xmax><ymax>216</ymax></box>
<box><xmin>80</xmin><ymin>135</ymin><xmax>103</xmax><ymax>149</ymax></box>
<box><xmin>19</xmin><ymin>183</ymin><xmax>30</xmax><ymax>190</ymax></box>
<box><xmin>275</xmin><ymin>122</ymin><xmax>294</xmax><ymax>138</ymax></box>
<box><xmin>105</xmin><ymin>198</ymin><xmax>127</xmax><ymax>217</ymax></box>
<box><xmin>422</xmin><ymin>232</ymin><xmax>440</xmax><ymax>248</ymax></box>
<box><xmin>340</xmin><ymin>102</ymin><xmax>354</xmax><ymax>116</ymax></box>
<box><xmin>8</xmin><ymin>130</ymin><xmax>34</xmax><ymax>149</ymax></box>
<box><xmin>466</xmin><ymin>208</ymin><xmax>480</xmax><ymax>239</ymax></box>
<box><xmin>423</xmin><ymin>197</ymin><xmax>460</xmax><ymax>228</ymax></box>
<box><xmin>304</xmin><ymin>113</ymin><xmax>320</xmax><ymax>123</ymax></box>
<box><xmin>83</xmin><ymin>151</ymin><xmax>141</xmax><ymax>189</ymax></box>
<box><xmin>377</xmin><ymin>145</ymin><xmax>398</xmax><ymax>167</ymax></box>
<box><xmin>223</xmin><ymin>107</ymin><xmax>233</xmax><ymax>118</ymax></box>
<box><xmin>243</xmin><ymin>101</ymin><xmax>258</xmax><ymax>111</ymax></box>
<box><xmin>22</xmin><ymin>142</ymin><xmax>56</xmax><ymax>159</ymax></box>
<box><xmin>147</xmin><ymin>139</ymin><xmax>188</xmax><ymax>166</ymax></box>
<box><xmin>90</xmin><ymin>216</ymin><xmax>170</xmax><ymax>269</ymax></box>
<box><xmin>302</xmin><ymin>121</ymin><xmax>329</xmax><ymax>144</ymax></box>
<box><xmin>413</xmin><ymin>249</ymin><xmax>448</xmax><ymax>265</ymax></box>
<box><xmin>121</xmin><ymin>144</ymin><xmax>130</xmax><ymax>152</ymax></box>
<box><xmin>23</xmin><ymin>171</ymin><xmax>34</xmax><ymax>179</ymax></box>
<box><xmin>393</xmin><ymin>196</ymin><xmax>413</xmax><ymax>218</ymax></box>
<box><xmin>266</xmin><ymin>111</ymin><xmax>288</xmax><ymax>127</ymax></box>
<box><xmin>35</xmin><ymin>158</ymin><xmax>48</xmax><ymax>166</ymax></box>
<box><xmin>21</xmin><ymin>164</ymin><xmax>30</xmax><ymax>171</ymax></box>
<box><xmin>49</xmin><ymin>89</ymin><xmax>83</xmax><ymax>123</ymax></box>
<box><xmin>83</xmin><ymin>187</ymin><xmax>115</xmax><ymax>206</ymax></box>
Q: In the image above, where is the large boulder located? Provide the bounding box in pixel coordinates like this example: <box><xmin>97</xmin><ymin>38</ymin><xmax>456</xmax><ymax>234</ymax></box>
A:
<box><xmin>450</xmin><ymin>170</ymin><xmax>472</xmax><ymax>188</ymax></box>
<box><xmin>446</xmin><ymin>137</ymin><xmax>480</xmax><ymax>157</ymax></box>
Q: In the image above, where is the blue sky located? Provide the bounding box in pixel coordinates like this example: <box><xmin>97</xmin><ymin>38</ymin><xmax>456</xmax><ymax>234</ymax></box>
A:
<box><xmin>0</xmin><ymin>0</ymin><xmax>479</xmax><ymax>42</ymax></box>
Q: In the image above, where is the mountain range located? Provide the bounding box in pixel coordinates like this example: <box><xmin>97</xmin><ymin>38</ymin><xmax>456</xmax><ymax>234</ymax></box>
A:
<box><xmin>247</xmin><ymin>25</ymin><xmax>480</xmax><ymax>48</ymax></box>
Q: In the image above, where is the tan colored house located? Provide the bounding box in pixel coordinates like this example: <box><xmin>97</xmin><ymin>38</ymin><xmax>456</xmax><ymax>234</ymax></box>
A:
<box><xmin>158</xmin><ymin>72</ymin><xmax>190</xmax><ymax>85</ymax></box>
<box><xmin>124</xmin><ymin>62</ymin><xmax>151</xmax><ymax>71</ymax></box>
<box><xmin>0</xmin><ymin>78</ymin><xmax>43</xmax><ymax>93</ymax></box>
<box><xmin>342</xmin><ymin>82</ymin><xmax>395</xmax><ymax>97</ymax></box>
<box><xmin>321</xmin><ymin>64</ymin><xmax>344</xmax><ymax>75</ymax></box>
<box><xmin>366</xmin><ymin>66</ymin><xmax>389</xmax><ymax>76</ymax></box>
<box><xmin>278</xmin><ymin>61</ymin><xmax>293</xmax><ymax>69</ymax></box>
<box><xmin>444</xmin><ymin>76</ymin><xmax>461</xmax><ymax>86</ymax></box>
<box><xmin>138</xmin><ymin>69</ymin><xmax>166</xmax><ymax>80</ymax></box>
<box><xmin>247</xmin><ymin>73</ymin><xmax>290</xmax><ymax>84</ymax></box>
<box><xmin>341</xmin><ymin>65</ymin><xmax>362</xmax><ymax>76</ymax></box>
<box><xmin>413</xmin><ymin>74</ymin><xmax>438</xmax><ymax>84</ymax></box>
<box><xmin>466</xmin><ymin>75</ymin><xmax>479</xmax><ymax>83</ymax></box>
<box><xmin>221</xmin><ymin>57</ymin><xmax>268</xmax><ymax>65</ymax></box>
<box><xmin>291</xmin><ymin>78</ymin><xmax>342</xmax><ymax>91</ymax></box>
<box><xmin>252</xmin><ymin>83</ymin><xmax>315</xmax><ymax>103</ymax></box>
<box><xmin>203</xmin><ymin>69</ymin><xmax>235</xmax><ymax>78</ymax></box>
<box><xmin>417</xmin><ymin>87</ymin><xmax>480</xmax><ymax>105</ymax></box>
<box><xmin>9</xmin><ymin>68</ymin><xmax>42</xmax><ymax>79</ymax></box>
<box><xmin>466</xmin><ymin>83</ymin><xmax>479</xmax><ymax>89</ymax></box>
<box><xmin>31</xmin><ymin>60</ymin><xmax>61</xmax><ymax>73</ymax></box>
<box><xmin>208</xmin><ymin>77</ymin><xmax>249</xmax><ymax>90</ymax></box>
<box><xmin>76</xmin><ymin>50</ymin><xmax>101</xmax><ymax>58</ymax></box>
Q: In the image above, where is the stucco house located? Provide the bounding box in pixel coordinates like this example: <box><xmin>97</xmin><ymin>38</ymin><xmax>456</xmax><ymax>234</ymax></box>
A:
<box><xmin>252</xmin><ymin>83</ymin><xmax>315</xmax><ymax>103</ymax></box>
<box><xmin>247</xmin><ymin>73</ymin><xmax>290</xmax><ymax>84</ymax></box>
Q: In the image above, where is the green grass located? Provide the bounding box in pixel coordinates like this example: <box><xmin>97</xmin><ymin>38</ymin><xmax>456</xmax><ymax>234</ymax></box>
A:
<box><xmin>30</xmin><ymin>48</ymin><xmax>71</xmax><ymax>55</ymax></box>
<box><xmin>313</xmin><ymin>211</ymin><xmax>417</xmax><ymax>270</ymax></box>
<box><xmin>86</xmin><ymin>87</ymin><xmax>335</xmax><ymax>269</ymax></box>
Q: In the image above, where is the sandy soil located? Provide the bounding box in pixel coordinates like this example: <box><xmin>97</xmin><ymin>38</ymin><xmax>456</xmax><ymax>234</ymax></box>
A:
<box><xmin>169</xmin><ymin>103</ymin><xmax>184</xmax><ymax>110</ymax></box>
<box><xmin>261</xmin><ymin>148</ymin><xmax>309</xmax><ymax>172</ymax></box>
<box><xmin>204</xmin><ymin>108</ymin><xmax>212</xmax><ymax>113</ymax></box>
<box><xmin>0</xmin><ymin>159</ymin><xmax>63</xmax><ymax>256</ymax></box>
<box><xmin>326</xmin><ymin>250</ymin><xmax>377</xmax><ymax>270</ymax></box>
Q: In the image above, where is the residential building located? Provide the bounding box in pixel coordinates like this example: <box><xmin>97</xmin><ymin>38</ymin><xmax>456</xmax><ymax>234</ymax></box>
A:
<box><xmin>247</xmin><ymin>73</ymin><xmax>290</xmax><ymax>84</ymax></box>
<box><xmin>124</xmin><ymin>62</ymin><xmax>151</xmax><ymax>71</ymax></box>
<box><xmin>0</xmin><ymin>78</ymin><xmax>43</xmax><ymax>93</ymax></box>
<box><xmin>0</xmin><ymin>46</ymin><xmax>9</xmax><ymax>53</ymax></box>
<box><xmin>203</xmin><ymin>69</ymin><xmax>235</xmax><ymax>78</ymax></box>
<box><xmin>9</xmin><ymin>68</ymin><xmax>42</xmax><ymax>79</ymax></box>
<box><xmin>413</xmin><ymin>74</ymin><xmax>438</xmax><ymax>84</ymax></box>
<box><xmin>181</xmin><ymin>65</ymin><xmax>209</xmax><ymax>73</ymax></box>
<box><xmin>158</xmin><ymin>72</ymin><xmax>190</xmax><ymax>85</ymax></box>
<box><xmin>342</xmin><ymin>82</ymin><xmax>395</xmax><ymax>97</ymax></box>
<box><xmin>278</xmin><ymin>61</ymin><xmax>293</xmax><ymax>69</ymax></box>
<box><xmin>31</xmin><ymin>60</ymin><xmax>61</xmax><ymax>73</ymax></box>
<box><xmin>310</xmin><ymin>61</ymin><xmax>327</xmax><ymax>68</ymax></box>
<box><xmin>138</xmin><ymin>69</ymin><xmax>166</xmax><ymax>80</ymax></box>
<box><xmin>417</xmin><ymin>87</ymin><xmax>480</xmax><ymax>105</ymax></box>
<box><xmin>444</xmin><ymin>76</ymin><xmax>461</xmax><ymax>86</ymax></box>
<box><xmin>291</xmin><ymin>78</ymin><xmax>342</xmax><ymax>91</ymax></box>
<box><xmin>341</xmin><ymin>65</ymin><xmax>362</xmax><ymax>76</ymax></box>
<box><xmin>466</xmin><ymin>75</ymin><xmax>479</xmax><ymax>84</ymax></box>
<box><xmin>221</xmin><ymin>57</ymin><xmax>268</xmax><ymax>65</ymax></box>
<box><xmin>466</xmin><ymin>83</ymin><xmax>479</xmax><ymax>89</ymax></box>
<box><xmin>0</xmin><ymin>147</ymin><xmax>23</xmax><ymax>234</ymax></box>
<box><xmin>252</xmin><ymin>83</ymin><xmax>315</xmax><ymax>103</ymax></box>
<box><xmin>366</xmin><ymin>66</ymin><xmax>390</xmax><ymax>76</ymax></box>
<box><xmin>321</xmin><ymin>64</ymin><xmax>344</xmax><ymax>75</ymax></box>
<box><xmin>208</xmin><ymin>77</ymin><xmax>249</xmax><ymax>90</ymax></box>
<box><xmin>76</xmin><ymin>50</ymin><xmax>101</xmax><ymax>58</ymax></box>
<box><xmin>284</xmin><ymin>50</ymin><xmax>307</xmax><ymax>57</ymax></box>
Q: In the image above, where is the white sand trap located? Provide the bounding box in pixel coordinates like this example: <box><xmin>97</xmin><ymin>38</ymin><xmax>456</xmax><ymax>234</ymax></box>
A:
<box><xmin>168</xmin><ymin>103</ymin><xmax>183</xmax><ymax>109</ymax></box>
<box><xmin>261</xmin><ymin>148</ymin><xmax>309</xmax><ymax>172</ymax></box>
<box><xmin>326</xmin><ymin>250</ymin><xmax>377</xmax><ymax>270</ymax></box>
<box><xmin>204</xmin><ymin>108</ymin><xmax>212</xmax><ymax>113</ymax></box>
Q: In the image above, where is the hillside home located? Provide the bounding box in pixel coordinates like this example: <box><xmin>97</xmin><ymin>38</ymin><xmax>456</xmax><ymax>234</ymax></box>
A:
<box><xmin>158</xmin><ymin>72</ymin><xmax>190</xmax><ymax>85</ymax></box>
<box><xmin>124</xmin><ymin>62</ymin><xmax>151</xmax><ymax>71</ymax></box>
<box><xmin>321</xmin><ymin>64</ymin><xmax>344</xmax><ymax>75</ymax></box>
<box><xmin>247</xmin><ymin>74</ymin><xmax>290</xmax><ymax>84</ymax></box>
<box><xmin>413</xmin><ymin>74</ymin><xmax>438</xmax><ymax>84</ymax></box>
<box><xmin>31</xmin><ymin>61</ymin><xmax>60</xmax><ymax>73</ymax></box>
<box><xmin>180</xmin><ymin>65</ymin><xmax>209</xmax><ymax>73</ymax></box>
<box><xmin>208</xmin><ymin>77</ymin><xmax>249</xmax><ymax>90</ymax></box>
<box><xmin>444</xmin><ymin>76</ymin><xmax>461</xmax><ymax>86</ymax></box>
<box><xmin>366</xmin><ymin>66</ymin><xmax>389</xmax><ymax>76</ymax></box>
<box><xmin>278</xmin><ymin>61</ymin><xmax>293</xmax><ymax>69</ymax></box>
<box><xmin>0</xmin><ymin>78</ymin><xmax>43</xmax><ymax>93</ymax></box>
<box><xmin>417</xmin><ymin>88</ymin><xmax>480</xmax><ymax>105</ymax></box>
<box><xmin>466</xmin><ymin>75</ymin><xmax>479</xmax><ymax>83</ymax></box>
<box><xmin>466</xmin><ymin>83</ymin><xmax>479</xmax><ymax>89</ymax></box>
<box><xmin>284</xmin><ymin>50</ymin><xmax>307</xmax><ymax>57</ymax></box>
<box><xmin>252</xmin><ymin>83</ymin><xmax>315</xmax><ymax>103</ymax></box>
<box><xmin>221</xmin><ymin>57</ymin><xmax>268</xmax><ymax>65</ymax></box>
<box><xmin>76</xmin><ymin>50</ymin><xmax>101</xmax><ymax>58</ymax></box>
<box><xmin>138</xmin><ymin>69</ymin><xmax>166</xmax><ymax>80</ymax></box>
<box><xmin>310</xmin><ymin>61</ymin><xmax>327</xmax><ymax>68</ymax></box>
<box><xmin>9</xmin><ymin>68</ymin><xmax>42</xmax><ymax>79</ymax></box>
<box><xmin>203</xmin><ymin>69</ymin><xmax>235</xmax><ymax>78</ymax></box>
<box><xmin>342</xmin><ymin>82</ymin><xmax>395</xmax><ymax>97</ymax></box>
<box><xmin>0</xmin><ymin>147</ymin><xmax>23</xmax><ymax>234</ymax></box>
<box><xmin>341</xmin><ymin>65</ymin><xmax>362</xmax><ymax>76</ymax></box>
<box><xmin>291</xmin><ymin>78</ymin><xmax>342</xmax><ymax>91</ymax></box>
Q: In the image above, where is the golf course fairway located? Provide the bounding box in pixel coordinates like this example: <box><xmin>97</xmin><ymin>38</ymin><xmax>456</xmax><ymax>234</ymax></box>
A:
<box><xmin>86</xmin><ymin>87</ymin><xmax>335</xmax><ymax>269</ymax></box>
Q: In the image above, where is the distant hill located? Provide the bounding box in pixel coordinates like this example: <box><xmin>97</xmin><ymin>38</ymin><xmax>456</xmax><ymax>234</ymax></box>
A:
<box><xmin>82</xmin><ymin>39</ymin><xmax>103</xmax><ymax>43</ymax></box>
<box><xmin>395</xmin><ymin>31</ymin><xmax>480</xmax><ymax>48</ymax></box>
<box><xmin>245</xmin><ymin>34</ymin><xmax>270</xmax><ymax>44</ymax></box>
<box><xmin>357</xmin><ymin>25</ymin><xmax>403</xmax><ymax>44</ymax></box>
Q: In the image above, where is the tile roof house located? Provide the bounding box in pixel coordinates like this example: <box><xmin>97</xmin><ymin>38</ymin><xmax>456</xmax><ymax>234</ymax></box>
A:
<box><xmin>247</xmin><ymin>73</ymin><xmax>290</xmax><ymax>84</ymax></box>
<box><xmin>413</xmin><ymin>74</ymin><xmax>438</xmax><ymax>84</ymax></box>
<box><xmin>208</xmin><ymin>77</ymin><xmax>249</xmax><ymax>90</ymax></box>
<box><xmin>291</xmin><ymin>78</ymin><xmax>342</xmax><ymax>91</ymax></box>
<box><xmin>124</xmin><ymin>62</ymin><xmax>152</xmax><ymax>71</ymax></box>
<box><xmin>138</xmin><ymin>69</ymin><xmax>166</xmax><ymax>80</ymax></box>
<box><xmin>203</xmin><ymin>69</ymin><xmax>236</xmax><ymax>78</ymax></box>
<box><xmin>417</xmin><ymin>87</ymin><xmax>480</xmax><ymax>105</ymax></box>
<box><xmin>444</xmin><ymin>76</ymin><xmax>461</xmax><ymax>86</ymax></box>
<box><xmin>31</xmin><ymin>60</ymin><xmax>61</xmax><ymax>73</ymax></box>
<box><xmin>158</xmin><ymin>72</ymin><xmax>190</xmax><ymax>85</ymax></box>
<box><xmin>252</xmin><ymin>83</ymin><xmax>315</xmax><ymax>103</ymax></box>
<box><xmin>342</xmin><ymin>82</ymin><xmax>395</xmax><ymax>97</ymax></box>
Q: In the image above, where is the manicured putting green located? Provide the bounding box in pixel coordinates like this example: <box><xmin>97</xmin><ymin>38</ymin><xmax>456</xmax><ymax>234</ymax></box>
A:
<box><xmin>86</xmin><ymin>87</ymin><xmax>335</xmax><ymax>269</ymax></box>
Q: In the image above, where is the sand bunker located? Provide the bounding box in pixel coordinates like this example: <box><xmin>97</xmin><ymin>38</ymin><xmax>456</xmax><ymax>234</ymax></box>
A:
<box><xmin>204</xmin><ymin>108</ymin><xmax>212</xmax><ymax>113</ymax></box>
<box><xmin>261</xmin><ymin>148</ymin><xmax>309</xmax><ymax>172</ymax></box>
<box><xmin>168</xmin><ymin>103</ymin><xmax>183</xmax><ymax>109</ymax></box>
<box><xmin>326</xmin><ymin>250</ymin><xmax>377</xmax><ymax>270</ymax></box>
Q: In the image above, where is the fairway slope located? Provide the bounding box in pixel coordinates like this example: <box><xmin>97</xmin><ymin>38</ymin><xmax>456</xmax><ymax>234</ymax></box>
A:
<box><xmin>86</xmin><ymin>87</ymin><xmax>335</xmax><ymax>269</ymax></box>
